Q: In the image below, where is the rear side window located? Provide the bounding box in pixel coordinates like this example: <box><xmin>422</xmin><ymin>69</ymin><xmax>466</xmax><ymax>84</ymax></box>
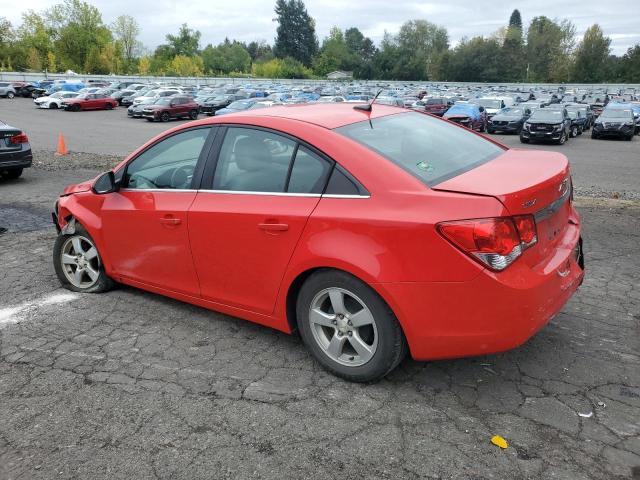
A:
<box><xmin>287</xmin><ymin>147</ymin><xmax>331</xmax><ymax>194</ymax></box>
<box><xmin>336</xmin><ymin>112</ymin><xmax>503</xmax><ymax>186</ymax></box>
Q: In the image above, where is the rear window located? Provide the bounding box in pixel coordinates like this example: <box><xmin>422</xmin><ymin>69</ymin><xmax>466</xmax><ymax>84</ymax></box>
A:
<box><xmin>426</xmin><ymin>98</ymin><xmax>444</xmax><ymax>105</ymax></box>
<box><xmin>336</xmin><ymin>112</ymin><xmax>503</xmax><ymax>186</ymax></box>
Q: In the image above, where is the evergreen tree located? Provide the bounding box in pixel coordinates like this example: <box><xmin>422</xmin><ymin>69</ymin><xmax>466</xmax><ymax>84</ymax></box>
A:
<box><xmin>273</xmin><ymin>0</ymin><xmax>318</xmax><ymax>66</ymax></box>
<box><xmin>502</xmin><ymin>9</ymin><xmax>525</xmax><ymax>81</ymax></box>
<box><xmin>509</xmin><ymin>9</ymin><xmax>522</xmax><ymax>30</ymax></box>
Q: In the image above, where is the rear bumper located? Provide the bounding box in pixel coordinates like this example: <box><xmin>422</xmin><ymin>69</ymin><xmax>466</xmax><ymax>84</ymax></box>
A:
<box><xmin>0</xmin><ymin>148</ymin><xmax>33</xmax><ymax>170</ymax></box>
<box><xmin>376</xmin><ymin>224</ymin><xmax>584</xmax><ymax>361</ymax></box>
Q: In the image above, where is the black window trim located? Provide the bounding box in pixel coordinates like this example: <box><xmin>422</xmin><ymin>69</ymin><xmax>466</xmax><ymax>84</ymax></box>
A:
<box><xmin>116</xmin><ymin>125</ymin><xmax>218</xmax><ymax>191</ymax></box>
<box><xmin>197</xmin><ymin>123</ymin><xmax>370</xmax><ymax>198</ymax></box>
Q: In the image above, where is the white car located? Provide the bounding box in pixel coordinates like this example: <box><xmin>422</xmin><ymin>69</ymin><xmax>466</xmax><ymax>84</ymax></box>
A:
<box><xmin>132</xmin><ymin>89</ymin><xmax>182</xmax><ymax>105</ymax></box>
<box><xmin>34</xmin><ymin>91</ymin><xmax>79</xmax><ymax>109</ymax></box>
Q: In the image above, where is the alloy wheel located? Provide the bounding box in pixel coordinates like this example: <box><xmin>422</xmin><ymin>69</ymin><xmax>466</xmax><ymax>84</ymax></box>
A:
<box><xmin>308</xmin><ymin>287</ymin><xmax>378</xmax><ymax>367</ymax></box>
<box><xmin>60</xmin><ymin>235</ymin><xmax>101</xmax><ymax>289</ymax></box>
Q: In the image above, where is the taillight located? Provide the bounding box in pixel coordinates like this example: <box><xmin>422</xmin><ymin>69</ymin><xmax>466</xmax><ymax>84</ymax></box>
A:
<box><xmin>9</xmin><ymin>132</ymin><xmax>29</xmax><ymax>145</ymax></box>
<box><xmin>437</xmin><ymin>215</ymin><xmax>538</xmax><ymax>271</ymax></box>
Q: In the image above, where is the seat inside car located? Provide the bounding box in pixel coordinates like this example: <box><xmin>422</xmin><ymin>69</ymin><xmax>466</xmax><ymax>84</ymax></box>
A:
<box><xmin>225</xmin><ymin>136</ymin><xmax>287</xmax><ymax>192</ymax></box>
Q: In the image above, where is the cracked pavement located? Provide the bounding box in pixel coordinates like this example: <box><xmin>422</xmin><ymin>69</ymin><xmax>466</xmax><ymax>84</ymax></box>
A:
<box><xmin>1</xmin><ymin>160</ymin><xmax>639</xmax><ymax>479</ymax></box>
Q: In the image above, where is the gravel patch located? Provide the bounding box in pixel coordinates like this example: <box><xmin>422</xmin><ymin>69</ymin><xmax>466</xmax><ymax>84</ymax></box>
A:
<box><xmin>32</xmin><ymin>150</ymin><xmax>123</xmax><ymax>172</ymax></box>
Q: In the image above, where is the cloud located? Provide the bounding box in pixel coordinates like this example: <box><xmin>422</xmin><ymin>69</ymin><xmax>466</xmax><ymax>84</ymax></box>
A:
<box><xmin>6</xmin><ymin>0</ymin><xmax>639</xmax><ymax>54</ymax></box>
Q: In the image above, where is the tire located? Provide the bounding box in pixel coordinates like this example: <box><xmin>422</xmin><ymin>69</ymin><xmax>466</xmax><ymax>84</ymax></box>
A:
<box><xmin>519</xmin><ymin>135</ymin><xmax>529</xmax><ymax>144</ymax></box>
<box><xmin>146</xmin><ymin>118</ymin><xmax>154</xmax><ymax>122</ymax></box>
<box><xmin>161</xmin><ymin>112</ymin><xmax>170</xmax><ymax>122</ymax></box>
<box><xmin>7</xmin><ymin>91</ymin><xmax>15</xmax><ymax>99</ymax></box>
<box><xmin>189</xmin><ymin>109</ymin><xmax>198</xmax><ymax>120</ymax></box>
<box><xmin>487</xmin><ymin>128</ymin><xmax>495</xmax><ymax>134</ymax></box>
<box><xmin>50</xmin><ymin>102</ymin><xmax>58</xmax><ymax>109</ymax></box>
<box><xmin>2</xmin><ymin>168</ymin><xmax>23</xmax><ymax>179</ymax></box>
<box><xmin>105</xmin><ymin>103</ymin><xmax>113</xmax><ymax>110</ymax></box>
<box><xmin>626</xmin><ymin>135</ymin><xmax>633</xmax><ymax>141</ymax></box>
<box><xmin>591</xmin><ymin>132</ymin><xmax>598</xmax><ymax>139</ymax></box>
<box><xmin>570</xmin><ymin>126</ymin><xmax>578</xmax><ymax>138</ymax></box>
<box><xmin>558</xmin><ymin>131</ymin><xmax>566</xmax><ymax>145</ymax></box>
<box><xmin>53</xmin><ymin>223</ymin><xmax>114</xmax><ymax>293</ymax></box>
<box><xmin>296</xmin><ymin>269</ymin><xmax>407</xmax><ymax>382</ymax></box>
<box><xmin>72</xmin><ymin>104</ymin><xmax>80</xmax><ymax>112</ymax></box>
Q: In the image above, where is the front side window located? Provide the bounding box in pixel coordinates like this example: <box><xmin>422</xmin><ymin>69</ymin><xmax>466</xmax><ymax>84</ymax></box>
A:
<box><xmin>124</xmin><ymin>127</ymin><xmax>211</xmax><ymax>190</ymax></box>
<box><xmin>336</xmin><ymin>112</ymin><xmax>504</xmax><ymax>186</ymax></box>
<box><xmin>212</xmin><ymin>128</ymin><xmax>295</xmax><ymax>193</ymax></box>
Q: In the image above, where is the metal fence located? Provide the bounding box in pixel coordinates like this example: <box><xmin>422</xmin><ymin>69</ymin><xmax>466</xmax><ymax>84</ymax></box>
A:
<box><xmin>1</xmin><ymin>71</ymin><xmax>639</xmax><ymax>91</ymax></box>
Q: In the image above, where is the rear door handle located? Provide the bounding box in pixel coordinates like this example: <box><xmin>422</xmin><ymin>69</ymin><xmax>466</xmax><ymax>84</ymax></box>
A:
<box><xmin>160</xmin><ymin>216</ymin><xmax>181</xmax><ymax>226</ymax></box>
<box><xmin>258</xmin><ymin>223</ymin><xmax>289</xmax><ymax>232</ymax></box>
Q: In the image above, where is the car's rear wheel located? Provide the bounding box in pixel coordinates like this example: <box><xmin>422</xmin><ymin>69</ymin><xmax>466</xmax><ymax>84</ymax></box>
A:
<box><xmin>7</xmin><ymin>91</ymin><xmax>15</xmax><ymax>99</ymax></box>
<box><xmin>570</xmin><ymin>126</ymin><xmax>578</xmax><ymax>138</ymax></box>
<box><xmin>296</xmin><ymin>270</ymin><xmax>407</xmax><ymax>382</ymax></box>
<box><xmin>53</xmin><ymin>224</ymin><xmax>113</xmax><ymax>293</ymax></box>
<box><xmin>189</xmin><ymin>109</ymin><xmax>198</xmax><ymax>120</ymax></box>
<box><xmin>161</xmin><ymin>112</ymin><xmax>170</xmax><ymax>122</ymax></box>
<box><xmin>1</xmin><ymin>168</ymin><xmax>23</xmax><ymax>179</ymax></box>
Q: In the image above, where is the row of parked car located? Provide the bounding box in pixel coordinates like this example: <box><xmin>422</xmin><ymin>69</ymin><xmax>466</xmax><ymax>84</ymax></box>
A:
<box><xmin>5</xmin><ymin>77</ymin><xmax>640</xmax><ymax>137</ymax></box>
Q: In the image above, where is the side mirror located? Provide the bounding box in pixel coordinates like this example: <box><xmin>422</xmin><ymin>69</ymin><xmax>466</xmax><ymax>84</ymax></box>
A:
<box><xmin>93</xmin><ymin>171</ymin><xmax>118</xmax><ymax>194</ymax></box>
<box><xmin>478</xmin><ymin>106</ymin><xmax>485</xmax><ymax>112</ymax></box>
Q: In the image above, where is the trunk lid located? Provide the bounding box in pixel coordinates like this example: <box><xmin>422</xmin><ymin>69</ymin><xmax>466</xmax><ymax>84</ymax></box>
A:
<box><xmin>433</xmin><ymin>149</ymin><xmax>572</xmax><ymax>266</ymax></box>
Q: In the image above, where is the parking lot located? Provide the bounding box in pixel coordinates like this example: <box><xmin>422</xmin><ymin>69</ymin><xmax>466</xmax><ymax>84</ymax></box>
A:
<box><xmin>1</xmin><ymin>97</ymin><xmax>640</xmax><ymax>479</ymax></box>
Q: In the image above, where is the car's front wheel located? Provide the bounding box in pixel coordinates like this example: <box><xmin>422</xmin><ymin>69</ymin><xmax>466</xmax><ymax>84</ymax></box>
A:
<box><xmin>570</xmin><ymin>126</ymin><xmax>578</xmax><ymax>138</ymax></box>
<box><xmin>519</xmin><ymin>135</ymin><xmax>530</xmax><ymax>144</ymax></box>
<box><xmin>161</xmin><ymin>112</ymin><xmax>170</xmax><ymax>122</ymax></box>
<box><xmin>189</xmin><ymin>109</ymin><xmax>198</xmax><ymax>120</ymax></box>
<box><xmin>53</xmin><ymin>224</ymin><xmax>114</xmax><ymax>293</ymax></box>
<box><xmin>296</xmin><ymin>270</ymin><xmax>407</xmax><ymax>382</ymax></box>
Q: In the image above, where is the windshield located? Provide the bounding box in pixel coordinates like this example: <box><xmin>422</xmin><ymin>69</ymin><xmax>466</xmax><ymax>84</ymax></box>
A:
<box><xmin>600</xmin><ymin>109</ymin><xmax>633</xmax><ymax>119</ymax></box>
<box><xmin>529</xmin><ymin>110</ymin><xmax>564</xmax><ymax>122</ymax></box>
<box><xmin>479</xmin><ymin>99</ymin><xmax>502</xmax><ymax>109</ymax></box>
<box><xmin>228</xmin><ymin>100</ymin><xmax>252</xmax><ymax>109</ymax></box>
<box><xmin>499</xmin><ymin>107</ymin><xmax>523</xmax><ymax>115</ymax></box>
<box><xmin>336</xmin><ymin>112</ymin><xmax>503</xmax><ymax>186</ymax></box>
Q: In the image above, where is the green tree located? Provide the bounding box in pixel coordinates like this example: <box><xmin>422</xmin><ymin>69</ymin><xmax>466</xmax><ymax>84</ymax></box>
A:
<box><xmin>502</xmin><ymin>9</ymin><xmax>525</xmax><ymax>81</ymax></box>
<box><xmin>618</xmin><ymin>45</ymin><xmax>640</xmax><ymax>82</ymax></box>
<box><xmin>111</xmin><ymin>15</ymin><xmax>141</xmax><ymax>73</ymax></box>
<box><xmin>166</xmin><ymin>54</ymin><xmax>204</xmax><ymax>76</ymax></box>
<box><xmin>46</xmin><ymin>0</ymin><xmax>113</xmax><ymax>72</ymax></box>
<box><xmin>165</xmin><ymin>23</ymin><xmax>201</xmax><ymax>57</ymax></box>
<box><xmin>526</xmin><ymin>17</ymin><xmax>575</xmax><ymax>82</ymax></box>
<box><xmin>313</xmin><ymin>27</ymin><xmax>357</xmax><ymax>76</ymax></box>
<box><xmin>445</xmin><ymin>36</ymin><xmax>502</xmax><ymax>82</ymax></box>
<box><xmin>572</xmin><ymin>24</ymin><xmax>611</xmax><ymax>82</ymax></box>
<box><xmin>246</xmin><ymin>40</ymin><xmax>273</xmax><ymax>62</ymax></box>
<box><xmin>201</xmin><ymin>40</ymin><xmax>252</xmax><ymax>74</ymax></box>
<box><xmin>273</xmin><ymin>0</ymin><xmax>318</xmax><ymax>66</ymax></box>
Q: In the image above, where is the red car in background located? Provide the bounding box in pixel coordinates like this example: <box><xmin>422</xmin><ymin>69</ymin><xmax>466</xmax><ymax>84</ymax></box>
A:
<box><xmin>62</xmin><ymin>93</ymin><xmax>118</xmax><ymax>111</ymax></box>
<box><xmin>422</xmin><ymin>97</ymin><xmax>452</xmax><ymax>116</ymax></box>
<box><xmin>51</xmin><ymin>104</ymin><xmax>584</xmax><ymax>382</ymax></box>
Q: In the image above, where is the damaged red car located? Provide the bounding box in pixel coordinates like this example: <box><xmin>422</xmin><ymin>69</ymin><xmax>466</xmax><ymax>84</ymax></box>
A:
<box><xmin>52</xmin><ymin>103</ymin><xmax>584</xmax><ymax>382</ymax></box>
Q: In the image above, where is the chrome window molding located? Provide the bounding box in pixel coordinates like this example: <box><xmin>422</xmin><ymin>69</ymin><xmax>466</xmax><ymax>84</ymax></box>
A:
<box><xmin>118</xmin><ymin>188</ymin><xmax>370</xmax><ymax>199</ymax></box>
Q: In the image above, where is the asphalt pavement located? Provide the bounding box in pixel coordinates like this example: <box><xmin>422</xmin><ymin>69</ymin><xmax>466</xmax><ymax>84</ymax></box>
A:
<box><xmin>0</xmin><ymin>98</ymin><xmax>639</xmax><ymax>479</ymax></box>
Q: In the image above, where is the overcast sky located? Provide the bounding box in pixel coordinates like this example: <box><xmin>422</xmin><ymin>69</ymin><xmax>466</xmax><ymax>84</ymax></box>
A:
<box><xmin>4</xmin><ymin>0</ymin><xmax>640</xmax><ymax>55</ymax></box>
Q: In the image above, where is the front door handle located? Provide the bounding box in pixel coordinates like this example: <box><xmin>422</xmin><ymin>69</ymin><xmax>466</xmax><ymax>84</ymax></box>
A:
<box><xmin>258</xmin><ymin>222</ymin><xmax>288</xmax><ymax>232</ymax></box>
<box><xmin>160</xmin><ymin>216</ymin><xmax>181</xmax><ymax>226</ymax></box>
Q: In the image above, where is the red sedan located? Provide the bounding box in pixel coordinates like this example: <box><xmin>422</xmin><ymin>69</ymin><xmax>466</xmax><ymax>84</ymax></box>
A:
<box><xmin>62</xmin><ymin>93</ymin><xmax>118</xmax><ymax>111</ymax></box>
<box><xmin>52</xmin><ymin>104</ymin><xmax>584</xmax><ymax>382</ymax></box>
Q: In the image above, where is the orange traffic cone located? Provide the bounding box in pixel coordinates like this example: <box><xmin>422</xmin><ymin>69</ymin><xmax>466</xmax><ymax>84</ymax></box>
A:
<box><xmin>55</xmin><ymin>133</ymin><xmax>68</xmax><ymax>156</ymax></box>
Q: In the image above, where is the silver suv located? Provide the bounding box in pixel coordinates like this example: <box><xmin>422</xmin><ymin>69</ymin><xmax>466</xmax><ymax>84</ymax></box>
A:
<box><xmin>0</xmin><ymin>82</ymin><xmax>16</xmax><ymax>99</ymax></box>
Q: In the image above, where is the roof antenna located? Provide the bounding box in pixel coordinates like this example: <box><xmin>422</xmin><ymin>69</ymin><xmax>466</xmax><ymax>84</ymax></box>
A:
<box><xmin>354</xmin><ymin>89</ymin><xmax>383</xmax><ymax>113</ymax></box>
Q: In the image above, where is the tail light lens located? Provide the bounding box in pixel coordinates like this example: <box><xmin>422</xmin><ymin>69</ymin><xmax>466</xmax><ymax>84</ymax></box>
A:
<box><xmin>9</xmin><ymin>132</ymin><xmax>29</xmax><ymax>145</ymax></box>
<box><xmin>437</xmin><ymin>215</ymin><xmax>537</xmax><ymax>271</ymax></box>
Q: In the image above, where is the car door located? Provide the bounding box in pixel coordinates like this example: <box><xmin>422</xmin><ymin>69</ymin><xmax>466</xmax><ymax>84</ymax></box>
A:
<box><xmin>188</xmin><ymin>126</ymin><xmax>333</xmax><ymax>315</ymax></box>
<box><xmin>100</xmin><ymin>126</ymin><xmax>214</xmax><ymax>296</ymax></box>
